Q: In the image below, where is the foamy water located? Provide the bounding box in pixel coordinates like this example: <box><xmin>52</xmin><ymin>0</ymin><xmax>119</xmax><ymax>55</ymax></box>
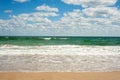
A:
<box><xmin>0</xmin><ymin>45</ymin><xmax>120</xmax><ymax>72</ymax></box>
<box><xmin>0</xmin><ymin>45</ymin><xmax>120</xmax><ymax>55</ymax></box>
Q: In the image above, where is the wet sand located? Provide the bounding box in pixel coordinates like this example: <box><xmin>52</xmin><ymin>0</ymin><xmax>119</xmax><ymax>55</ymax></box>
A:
<box><xmin>0</xmin><ymin>72</ymin><xmax>120</xmax><ymax>80</ymax></box>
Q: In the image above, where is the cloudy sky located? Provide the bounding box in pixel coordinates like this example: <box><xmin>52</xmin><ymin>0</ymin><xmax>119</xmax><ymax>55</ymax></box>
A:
<box><xmin>0</xmin><ymin>0</ymin><xmax>120</xmax><ymax>36</ymax></box>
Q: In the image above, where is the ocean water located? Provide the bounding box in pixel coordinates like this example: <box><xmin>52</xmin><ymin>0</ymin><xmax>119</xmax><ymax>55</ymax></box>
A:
<box><xmin>0</xmin><ymin>37</ymin><xmax>120</xmax><ymax>72</ymax></box>
<box><xmin>0</xmin><ymin>36</ymin><xmax>120</xmax><ymax>46</ymax></box>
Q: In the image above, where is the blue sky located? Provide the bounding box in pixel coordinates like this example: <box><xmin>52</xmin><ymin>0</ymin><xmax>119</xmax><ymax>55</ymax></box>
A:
<box><xmin>0</xmin><ymin>0</ymin><xmax>120</xmax><ymax>36</ymax></box>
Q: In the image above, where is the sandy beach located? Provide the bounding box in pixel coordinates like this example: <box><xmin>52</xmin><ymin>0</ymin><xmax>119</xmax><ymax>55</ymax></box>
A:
<box><xmin>0</xmin><ymin>72</ymin><xmax>120</xmax><ymax>80</ymax></box>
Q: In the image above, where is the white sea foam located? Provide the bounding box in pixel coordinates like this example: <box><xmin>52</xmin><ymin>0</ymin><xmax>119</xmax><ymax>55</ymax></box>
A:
<box><xmin>0</xmin><ymin>45</ymin><xmax>120</xmax><ymax>55</ymax></box>
<box><xmin>43</xmin><ymin>38</ymin><xmax>51</xmax><ymax>40</ymax></box>
<box><xmin>0</xmin><ymin>45</ymin><xmax>120</xmax><ymax>72</ymax></box>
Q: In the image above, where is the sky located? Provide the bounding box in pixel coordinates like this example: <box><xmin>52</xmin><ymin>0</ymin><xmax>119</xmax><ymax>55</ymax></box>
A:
<box><xmin>0</xmin><ymin>0</ymin><xmax>120</xmax><ymax>36</ymax></box>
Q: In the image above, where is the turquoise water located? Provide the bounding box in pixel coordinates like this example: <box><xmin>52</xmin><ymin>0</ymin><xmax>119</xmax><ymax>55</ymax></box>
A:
<box><xmin>0</xmin><ymin>36</ymin><xmax>120</xmax><ymax>46</ymax></box>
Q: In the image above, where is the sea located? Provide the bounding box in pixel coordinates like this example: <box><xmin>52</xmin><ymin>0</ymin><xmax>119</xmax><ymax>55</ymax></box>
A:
<box><xmin>0</xmin><ymin>36</ymin><xmax>120</xmax><ymax>46</ymax></box>
<box><xmin>0</xmin><ymin>36</ymin><xmax>120</xmax><ymax>72</ymax></box>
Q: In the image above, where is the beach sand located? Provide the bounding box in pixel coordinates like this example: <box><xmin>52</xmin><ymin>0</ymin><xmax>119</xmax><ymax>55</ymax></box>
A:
<box><xmin>0</xmin><ymin>72</ymin><xmax>120</xmax><ymax>80</ymax></box>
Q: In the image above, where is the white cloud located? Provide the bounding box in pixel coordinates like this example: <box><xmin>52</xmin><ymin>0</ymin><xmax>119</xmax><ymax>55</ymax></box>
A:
<box><xmin>31</xmin><ymin>12</ymin><xmax>58</xmax><ymax>17</ymax></box>
<box><xmin>4</xmin><ymin>10</ymin><xmax>13</xmax><ymax>13</ymax></box>
<box><xmin>60</xmin><ymin>0</ymin><xmax>119</xmax><ymax>36</ymax></box>
<box><xmin>55</xmin><ymin>6</ymin><xmax>120</xmax><ymax>36</ymax></box>
<box><xmin>14</xmin><ymin>0</ymin><xmax>29</xmax><ymax>3</ymax></box>
<box><xmin>35</xmin><ymin>5</ymin><xmax>59</xmax><ymax>12</ymax></box>
<box><xmin>0</xmin><ymin>5</ymin><xmax>59</xmax><ymax>36</ymax></box>
<box><xmin>0</xmin><ymin>4</ymin><xmax>120</xmax><ymax>36</ymax></box>
<box><xmin>62</xmin><ymin>0</ymin><xmax>117</xmax><ymax>8</ymax></box>
<box><xmin>83</xmin><ymin>7</ymin><xmax>120</xmax><ymax>18</ymax></box>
